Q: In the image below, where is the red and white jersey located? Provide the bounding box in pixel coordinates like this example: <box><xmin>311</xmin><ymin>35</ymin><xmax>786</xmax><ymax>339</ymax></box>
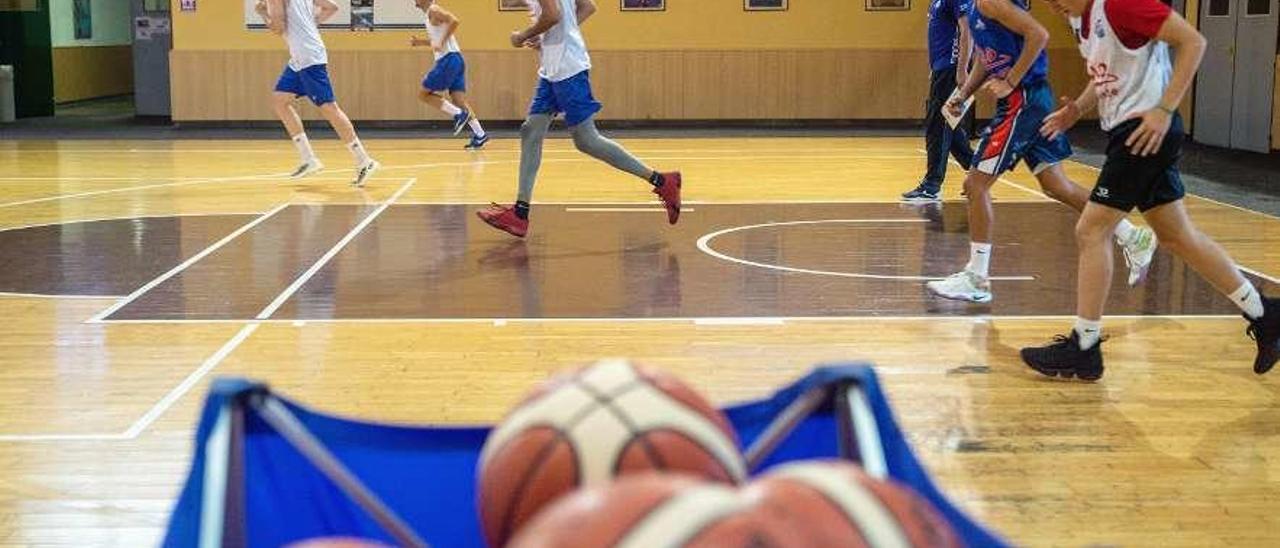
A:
<box><xmin>1076</xmin><ymin>0</ymin><xmax>1173</xmax><ymax>130</ymax></box>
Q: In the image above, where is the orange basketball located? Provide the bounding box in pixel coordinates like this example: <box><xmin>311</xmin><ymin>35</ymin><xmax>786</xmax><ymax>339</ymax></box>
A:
<box><xmin>749</xmin><ymin>461</ymin><xmax>962</xmax><ymax>548</ymax></box>
<box><xmin>477</xmin><ymin>359</ymin><xmax>747</xmax><ymax>547</ymax></box>
<box><xmin>508</xmin><ymin>473</ymin><xmax>802</xmax><ymax>548</ymax></box>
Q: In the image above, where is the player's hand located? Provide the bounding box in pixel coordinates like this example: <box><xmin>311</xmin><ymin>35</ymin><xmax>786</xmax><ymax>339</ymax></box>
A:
<box><xmin>946</xmin><ymin>96</ymin><xmax>967</xmax><ymax>119</ymax></box>
<box><xmin>1040</xmin><ymin>97</ymin><xmax>1081</xmax><ymax>140</ymax></box>
<box><xmin>408</xmin><ymin>35</ymin><xmax>422</xmax><ymax>47</ymax></box>
<box><xmin>1125</xmin><ymin>108</ymin><xmax>1173</xmax><ymax>157</ymax></box>
<box><xmin>981</xmin><ymin>78</ymin><xmax>1014</xmax><ymax>100</ymax></box>
<box><xmin>510</xmin><ymin>31</ymin><xmax>526</xmax><ymax>48</ymax></box>
<box><xmin>254</xmin><ymin>0</ymin><xmax>268</xmax><ymax>16</ymax></box>
<box><xmin>523</xmin><ymin>35</ymin><xmax>542</xmax><ymax>50</ymax></box>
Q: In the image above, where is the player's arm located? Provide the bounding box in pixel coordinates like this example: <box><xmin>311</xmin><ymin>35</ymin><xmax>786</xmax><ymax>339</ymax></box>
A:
<box><xmin>511</xmin><ymin>0</ymin><xmax>561</xmax><ymax>48</ymax></box>
<box><xmin>977</xmin><ymin>0</ymin><xmax>1048</xmax><ymax>96</ymax></box>
<box><xmin>265</xmin><ymin>0</ymin><xmax>285</xmax><ymax>35</ymax></box>
<box><xmin>947</xmin><ymin>57</ymin><xmax>987</xmax><ymax>117</ymax></box>
<box><xmin>1041</xmin><ymin>84</ymin><xmax>1097</xmax><ymax>140</ymax></box>
<box><xmin>432</xmin><ymin>6</ymin><xmax>461</xmax><ymax>51</ymax></box>
<box><xmin>957</xmin><ymin>15</ymin><xmax>973</xmax><ymax>86</ymax></box>
<box><xmin>314</xmin><ymin>0</ymin><xmax>339</xmax><ymax>24</ymax></box>
<box><xmin>576</xmin><ymin>0</ymin><xmax>598</xmax><ymax>24</ymax></box>
<box><xmin>1125</xmin><ymin>11</ymin><xmax>1205</xmax><ymax>155</ymax></box>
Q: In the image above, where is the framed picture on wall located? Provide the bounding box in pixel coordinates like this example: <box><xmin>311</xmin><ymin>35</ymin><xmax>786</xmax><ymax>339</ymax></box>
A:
<box><xmin>499</xmin><ymin>0</ymin><xmax>527</xmax><ymax>11</ymax></box>
<box><xmin>351</xmin><ymin>0</ymin><xmax>374</xmax><ymax>30</ymax></box>
<box><xmin>73</xmin><ymin>0</ymin><xmax>92</xmax><ymax>39</ymax></box>
<box><xmin>744</xmin><ymin>0</ymin><xmax>787</xmax><ymax>10</ymax></box>
<box><xmin>866</xmin><ymin>0</ymin><xmax>910</xmax><ymax>11</ymax></box>
<box><xmin>0</xmin><ymin>0</ymin><xmax>41</xmax><ymax>12</ymax></box>
<box><xmin>622</xmin><ymin>0</ymin><xmax>665</xmax><ymax>11</ymax></box>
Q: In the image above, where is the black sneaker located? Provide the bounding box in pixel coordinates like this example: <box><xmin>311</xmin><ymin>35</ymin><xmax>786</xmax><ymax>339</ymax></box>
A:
<box><xmin>1246</xmin><ymin>297</ymin><xmax>1280</xmax><ymax>374</ymax></box>
<box><xmin>1020</xmin><ymin>332</ymin><xmax>1104</xmax><ymax>381</ymax></box>
<box><xmin>901</xmin><ymin>185</ymin><xmax>940</xmax><ymax>203</ymax></box>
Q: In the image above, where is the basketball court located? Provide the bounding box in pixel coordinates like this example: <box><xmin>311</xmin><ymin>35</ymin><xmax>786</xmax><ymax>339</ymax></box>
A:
<box><xmin>0</xmin><ymin>136</ymin><xmax>1278</xmax><ymax>545</ymax></box>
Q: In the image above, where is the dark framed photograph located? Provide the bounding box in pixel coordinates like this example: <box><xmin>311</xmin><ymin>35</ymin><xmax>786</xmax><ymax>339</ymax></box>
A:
<box><xmin>622</xmin><ymin>0</ymin><xmax>664</xmax><ymax>11</ymax></box>
<box><xmin>351</xmin><ymin>0</ymin><xmax>374</xmax><ymax>31</ymax></box>
<box><xmin>499</xmin><ymin>0</ymin><xmax>527</xmax><ymax>11</ymax></box>
<box><xmin>866</xmin><ymin>0</ymin><xmax>910</xmax><ymax>11</ymax></box>
<box><xmin>73</xmin><ymin>0</ymin><xmax>92</xmax><ymax>39</ymax></box>
<box><xmin>744</xmin><ymin>0</ymin><xmax>787</xmax><ymax>10</ymax></box>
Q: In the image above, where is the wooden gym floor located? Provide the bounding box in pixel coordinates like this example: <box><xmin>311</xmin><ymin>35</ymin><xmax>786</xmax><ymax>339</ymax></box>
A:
<box><xmin>0</xmin><ymin>137</ymin><xmax>1277</xmax><ymax>546</ymax></box>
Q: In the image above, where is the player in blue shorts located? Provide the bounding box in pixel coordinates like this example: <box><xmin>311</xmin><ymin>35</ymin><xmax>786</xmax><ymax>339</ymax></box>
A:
<box><xmin>410</xmin><ymin>0</ymin><xmax>488</xmax><ymax>149</ymax></box>
<box><xmin>476</xmin><ymin>0</ymin><xmax>682</xmax><ymax>239</ymax></box>
<box><xmin>258</xmin><ymin>0</ymin><xmax>379</xmax><ymax>187</ymax></box>
<box><xmin>926</xmin><ymin>0</ymin><xmax>1156</xmax><ymax>303</ymax></box>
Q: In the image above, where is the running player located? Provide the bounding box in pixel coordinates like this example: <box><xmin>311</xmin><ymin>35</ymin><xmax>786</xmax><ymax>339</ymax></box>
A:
<box><xmin>925</xmin><ymin>0</ymin><xmax>1156</xmax><ymax>303</ymax></box>
<box><xmin>1020</xmin><ymin>0</ymin><xmax>1280</xmax><ymax>379</ymax></box>
<box><xmin>475</xmin><ymin>0</ymin><xmax>681</xmax><ymax>238</ymax></box>
<box><xmin>258</xmin><ymin>0</ymin><xmax>379</xmax><ymax>186</ymax></box>
<box><xmin>410</xmin><ymin>0</ymin><xmax>489</xmax><ymax>149</ymax></box>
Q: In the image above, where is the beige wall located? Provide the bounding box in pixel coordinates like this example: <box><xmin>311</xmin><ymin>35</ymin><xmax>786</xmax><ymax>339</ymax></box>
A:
<box><xmin>1272</xmin><ymin>56</ymin><xmax>1279</xmax><ymax>151</ymax></box>
<box><xmin>52</xmin><ymin>45</ymin><xmax>134</xmax><ymax>103</ymax></box>
<box><xmin>171</xmin><ymin>48</ymin><xmax>1088</xmax><ymax>122</ymax></box>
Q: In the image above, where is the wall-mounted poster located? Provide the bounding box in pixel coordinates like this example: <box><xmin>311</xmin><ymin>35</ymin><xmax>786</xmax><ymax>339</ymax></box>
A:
<box><xmin>745</xmin><ymin>0</ymin><xmax>787</xmax><ymax>10</ymax></box>
<box><xmin>866</xmin><ymin>0</ymin><xmax>910</xmax><ymax>11</ymax></box>
<box><xmin>499</xmin><ymin>0</ymin><xmax>528</xmax><ymax>11</ymax></box>
<box><xmin>622</xmin><ymin>0</ymin><xmax>664</xmax><ymax>11</ymax></box>
<box><xmin>351</xmin><ymin>0</ymin><xmax>374</xmax><ymax>30</ymax></box>
<box><xmin>73</xmin><ymin>0</ymin><xmax>92</xmax><ymax>39</ymax></box>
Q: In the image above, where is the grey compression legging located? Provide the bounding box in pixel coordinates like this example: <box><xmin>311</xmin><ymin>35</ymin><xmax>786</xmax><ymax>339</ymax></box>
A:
<box><xmin>517</xmin><ymin>114</ymin><xmax>653</xmax><ymax>203</ymax></box>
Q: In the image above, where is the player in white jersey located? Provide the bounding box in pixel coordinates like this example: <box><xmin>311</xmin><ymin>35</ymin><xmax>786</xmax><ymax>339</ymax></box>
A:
<box><xmin>476</xmin><ymin>0</ymin><xmax>682</xmax><ymax>238</ymax></box>
<box><xmin>1021</xmin><ymin>0</ymin><xmax>1280</xmax><ymax>379</ymax></box>
<box><xmin>257</xmin><ymin>0</ymin><xmax>379</xmax><ymax>187</ymax></box>
<box><xmin>409</xmin><ymin>0</ymin><xmax>488</xmax><ymax>149</ymax></box>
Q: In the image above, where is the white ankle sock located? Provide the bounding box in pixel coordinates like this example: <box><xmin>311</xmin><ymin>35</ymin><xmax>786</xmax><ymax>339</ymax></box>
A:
<box><xmin>440</xmin><ymin>101</ymin><xmax>462</xmax><ymax>116</ymax></box>
<box><xmin>1114</xmin><ymin>219</ymin><xmax>1137</xmax><ymax>242</ymax></box>
<box><xmin>1229</xmin><ymin>282</ymin><xmax>1265</xmax><ymax>319</ymax></box>
<box><xmin>966</xmin><ymin>242</ymin><xmax>992</xmax><ymax>278</ymax></box>
<box><xmin>347</xmin><ymin>139</ymin><xmax>372</xmax><ymax>165</ymax></box>
<box><xmin>1074</xmin><ymin>318</ymin><xmax>1102</xmax><ymax>350</ymax></box>
<box><xmin>291</xmin><ymin>133</ymin><xmax>316</xmax><ymax>162</ymax></box>
<box><xmin>469</xmin><ymin>118</ymin><xmax>486</xmax><ymax>137</ymax></box>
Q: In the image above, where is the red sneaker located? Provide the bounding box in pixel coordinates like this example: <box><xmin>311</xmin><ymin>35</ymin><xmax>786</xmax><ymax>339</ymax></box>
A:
<box><xmin>653</xmin><ymin>171</ymin><xmax>682</xmax><ymax>225</ymax></box>
<box><xmin>476</xmin><ymin>203</ymin><xmax>529</xmax><ymax>238</ymax></box>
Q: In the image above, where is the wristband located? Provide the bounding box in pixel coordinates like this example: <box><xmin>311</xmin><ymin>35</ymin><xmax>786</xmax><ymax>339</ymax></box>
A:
<box><xmin>1157</xmin><ymin>105</ymin><xmax>1177</xmax><ymax>115</ymax></box>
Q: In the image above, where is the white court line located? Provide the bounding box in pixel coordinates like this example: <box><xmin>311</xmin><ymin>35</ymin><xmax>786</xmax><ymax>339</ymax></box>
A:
<box><xmin>256</xmin><ymin>178</ymin><xmax>417</xmax><ymax>320</ymax></box>
<box><xmin>18</xmin><ymin>146</ymin><xmax>926</xmax><ymax>156</ymax></box>
<box><xmin>0</xmin><ymin>322</ymin><xmax>261</xmax><ymax>443</ymax></box>
<box><xmin>0</xmin><ymin>291</ymin><xmax>119</xmax><ymax>300</ymax></box>
<box><xmin>696</xmin><ymin>219</ymin><xmax>1037</xmax><ymax>282</ymax></box>
<box><xmin>89</xmin><ymin>314</ymin><xmax>1246</xmax><ymax>325</ymax></box>
<box><xmin>0</xmin><ymin>211</ymin><xmax>265</xmax><ymax>234</ymax></box>
<box><xmin>86</xmin><ymin>203</ymin><xmax>292</xmax><ymax>323</ymax></box>
<box><xmin>0</xmin><ymin>172</ymin><xmax>293</xmax><ymax>209</ymax></box>
<box><xmin>120</xmin><ymin>323</ymin><xmax>260</xmax><ymax>439</ymax></box>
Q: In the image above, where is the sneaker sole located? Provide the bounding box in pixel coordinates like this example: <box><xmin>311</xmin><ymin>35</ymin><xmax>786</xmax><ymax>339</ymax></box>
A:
<box><xmin>926</xmin><ymin>286</ymin><xmax>993</xmax><ymax>304</ymax></box>
<box><xmin>454</xmin><ymin>113</ymin><xmax>475</xmax><ymax>136</ymax></box>
<box><xmin>290</xmin><ymin>165</ymin><xmax>324</xmax><ymax>179</ymax></box>
<box><xmin>351</xmin><ymin>162</ymin><xmax>380</xmax><ymax>188</ymax></box>
<box><xmin>901</xmin><ymin>196</ymin><xmax>941</xmax><ymax>203</ymax></box>
<box><xmin>1025</xmin><ymin>362</ymin><xmax>1104</xmax><ymax>382</ymax></box>
<box><xmin>475</xmin><ymin>212</ymin><xmax>527</xmax><ymax>238</ymax></box>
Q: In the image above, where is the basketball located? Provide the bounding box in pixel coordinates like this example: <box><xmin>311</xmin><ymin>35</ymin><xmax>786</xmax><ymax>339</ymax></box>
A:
<box><xmin>477</xmin><ymin>359</ymin><xmax>747</xmax><ymax>547</ymax></box>
<box><xmin>507</xmin><ymin>473</ymin><xmax>800</xmax><ymax>548</ymax></box>
<box><xmin>749</xmin><ymin>461</ymin><xmax>961</xmax><ymax>548</ymax></box>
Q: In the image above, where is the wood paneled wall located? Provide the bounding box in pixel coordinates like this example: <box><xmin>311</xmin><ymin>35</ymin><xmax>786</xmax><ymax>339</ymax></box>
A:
<box><xmin>171</xmin><ymin>49</ymin><xmax>1088</xmax><ymax>122</ymax></box>
<box><xmin>51</xmin><ymin>45</ymin><xmax>133</xmax><ymax>103</ymax></box>
<box><xmin>1273</xmin><ymin>55</ymin><xmax>1279</xmax><ymax>151</ymax></box>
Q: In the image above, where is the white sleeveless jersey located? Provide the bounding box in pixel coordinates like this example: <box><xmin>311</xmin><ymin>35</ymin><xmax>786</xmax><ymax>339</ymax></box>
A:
<box><xmin>1076</xmin><ymin>0</ymin><xmax>1171</xmax><ymax>131</ymax></box>
<box><xmin>284</xmin><ymin>0</ymin><xmax>329</xmax><ymax>71</ymax></box>
<box><xmin>529</xmin><ymin>0</ymin><xmax>591</xmax><ymax>82</ymax></box>
<box><xmin>425</xmin><ymin>10</ymin><xmax>461</xmax><ymax>61</ymax></box>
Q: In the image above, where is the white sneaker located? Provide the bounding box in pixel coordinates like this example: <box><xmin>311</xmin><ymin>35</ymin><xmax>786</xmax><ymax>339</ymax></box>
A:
<box><xmin>927</xmin><ymin>270</ymin><xmax>993</xmax><ymax>303</ymax></box>
<box><xmin>1119</xmin><ymin>227</ymin><xmax>1158</xmax><ymax>286</ymax></box>
<box><xmin>351</xmin><ymin>159</ymin><xmax>380</xmax><ymax>188</ymax></box>
<box><xmin>289</xmin><ymin>158</ymin><xmax>324</xmax><ymax>179</ymax></box>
